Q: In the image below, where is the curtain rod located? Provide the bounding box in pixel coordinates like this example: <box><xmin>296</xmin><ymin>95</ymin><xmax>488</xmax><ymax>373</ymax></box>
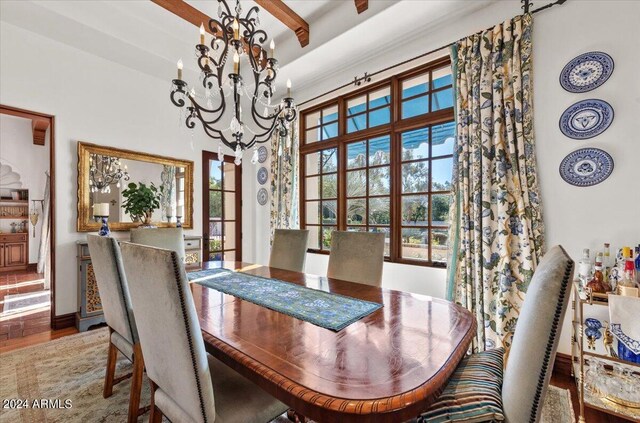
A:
<box><xmin>297</xmin><ymin>0</ymin><xmax>566</xmax><ymax>108</ymax></box>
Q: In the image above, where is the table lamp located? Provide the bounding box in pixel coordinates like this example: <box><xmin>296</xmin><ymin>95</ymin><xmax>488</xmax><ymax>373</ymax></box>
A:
<box><xmin>93</xmin><ymin>203</ymin><xmax>110</xmax><ymax>236</ymax></box>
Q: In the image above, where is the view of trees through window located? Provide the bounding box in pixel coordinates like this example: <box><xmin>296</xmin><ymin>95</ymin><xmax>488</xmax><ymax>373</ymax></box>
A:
<box><xmin>300</xmin><ymin>58</ymin><xmax>454</xmax><ymax>266</ymax></box>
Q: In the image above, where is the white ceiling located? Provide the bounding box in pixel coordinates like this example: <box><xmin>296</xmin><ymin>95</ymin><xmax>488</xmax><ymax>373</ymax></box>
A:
<box><xmin>0</xmin><ymin>0</ymin><xmax>498</xmax><ymax>99</ymax></box>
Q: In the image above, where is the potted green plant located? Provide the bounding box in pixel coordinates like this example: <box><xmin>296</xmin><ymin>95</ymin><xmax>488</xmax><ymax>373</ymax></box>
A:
<box><xmin>121</xmin><ymin>182</ymin><xmax>163</xmax><ymax>227</ymax></box>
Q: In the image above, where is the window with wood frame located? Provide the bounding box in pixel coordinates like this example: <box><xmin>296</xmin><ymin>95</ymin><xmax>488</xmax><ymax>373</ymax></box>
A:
<box><xmin>300</xmin><ymin>57</ymin><xmax>455</xmax><ymax>267</ymax></box>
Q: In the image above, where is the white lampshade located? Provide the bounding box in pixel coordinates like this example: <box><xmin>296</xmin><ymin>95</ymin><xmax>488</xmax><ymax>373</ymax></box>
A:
<box><xmin>93</xmin><ymin>203</ymin><xmax>109</xmax><ymax>217</ymax></box>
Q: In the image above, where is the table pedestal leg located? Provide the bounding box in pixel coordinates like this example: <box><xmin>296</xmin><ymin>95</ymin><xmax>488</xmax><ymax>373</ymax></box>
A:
<box><xmin>286</xmin><ymin>409</ymin><xmax>310</xmax><ymax>423</ymax></box>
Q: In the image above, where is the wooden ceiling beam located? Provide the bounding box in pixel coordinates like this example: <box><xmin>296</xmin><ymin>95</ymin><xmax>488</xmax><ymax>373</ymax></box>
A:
<box><xmin>150</xmin><ymin>0</ymin><xmax>223</xmax><ymax>35</ymax></box>
<box><xmin>32</xmin><ymin>119</ymin><xmax>49</xmax><ymax>145</ymax></box>
<box><xmin>254</xmin><ymin>0</ymin><xmax>309</xmax><ymax>47</ymax></box>
<box><xmin>151</xmin><ymin>0</ymin><xmax>266</xmax><ymax>64</ymax></box>
<box><xmin>354</xmin><ymin>0</ymin><xmax>368</xmax><ymax>14</ymax></box>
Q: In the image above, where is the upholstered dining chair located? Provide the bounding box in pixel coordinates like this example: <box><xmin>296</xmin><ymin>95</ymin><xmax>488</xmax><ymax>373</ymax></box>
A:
<box><xmin>269</xmin><ymin>229</ymin><xmax>309</xmax><ymax>272</ymax></box>
<box><xmin>327</xmin><ymin>231</ymin><xmax>385</xmax><ymax>286</ymax></box>
<box><xmin>130</xmin><ymin>227</ymin><xmax>186</xmax><ymax>262</ymax></box>
<box><xmin>120</xmin><ymin>242</ymin><xmax>289</xmax><ymax>423</ymax></box>
<box><xmin>420</xmin><ymin>245</ymin><xmax>575</xmax><ymax>423</ymax></box>
<box><xmin>86</xmin><ymin>235</ymin><xmax>145</xmax><ymax>423</ymax></box>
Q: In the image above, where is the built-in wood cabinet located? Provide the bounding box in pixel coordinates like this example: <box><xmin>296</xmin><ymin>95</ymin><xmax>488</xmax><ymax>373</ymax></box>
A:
<box><xmin>0</xmin><ymin>233</ymin><xmax>29</xmax><ymax>272</ymax></box>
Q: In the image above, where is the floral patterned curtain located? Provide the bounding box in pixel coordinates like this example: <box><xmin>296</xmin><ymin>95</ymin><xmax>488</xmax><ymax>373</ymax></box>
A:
<box><xmin>270</xmin><ymin>121</ymin><xmax>299</xmax><ymax>239</ymax></box>
<box><xmin>160</xmin><ymin>165</ymin><xmax>176</xmax><ymax>221</ymax></box>
<box><xmin>446</xmin><ymin>13</ymin><xmax>545</xmax><ymax>352</ymax></box>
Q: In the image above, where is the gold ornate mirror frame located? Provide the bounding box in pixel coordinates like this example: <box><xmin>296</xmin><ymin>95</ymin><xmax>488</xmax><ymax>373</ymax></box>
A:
<box><xmin>77</xmin><ymin>141</ymin><xmax>194</xmax><ymax>232</ymax></box>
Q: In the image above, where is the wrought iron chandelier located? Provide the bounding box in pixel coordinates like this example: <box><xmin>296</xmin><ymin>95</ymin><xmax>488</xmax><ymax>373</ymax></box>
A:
<box><xmin>170</xmin><ymin>0</ymin><xmax>297</xmax><ymax>165</ymax></box>
<box><xmin>89</xmin><ymin>153</ymin><xmax>130</xmax><ymax>193</ymax></box>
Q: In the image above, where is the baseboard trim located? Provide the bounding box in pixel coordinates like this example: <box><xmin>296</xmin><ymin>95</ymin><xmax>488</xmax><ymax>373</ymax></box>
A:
<box><xmin>52</xmin><ymin>313</ymin><xmax>75</xmax><ymax>330</ymax></box>
<box><xmin>553</xmin><ymin>352</ymin><xmax>573</xmax><ymax>378</ymax></box>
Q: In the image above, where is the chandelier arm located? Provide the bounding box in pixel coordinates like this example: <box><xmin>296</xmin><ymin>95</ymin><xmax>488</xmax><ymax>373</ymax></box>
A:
<box><xmin>250</xmin><ymin>96</ymin><xmax>279</xmax><ymax>130</ymax></box>
<box><xmin>186</xmin><ymin>85</ymin><xmax>227</xmax><ymax>124</ymax></box>
<box><xmin>244</xmin><ymin>6</ymin><xmax>260</xmax><ymax>24</ymax></box>
<box><xmin>218</xmin><ymin>0</ymin><xmax>232</xmax><ymax>20</ymax></box>
<box><xmin>249</xmin><ymin>72</ymin><xmax>277</xmax><ymax>130</ymax></box>
<box><xmin>185</xmin><ymin>108</ymin><xmax>197</xmax><ymax>129</ymax></box>
<box><xmin>247</xmin><ymin>29</ymin><xmax>268</xmax><ymax>73</ymax></box>
<box><xmin>188</xmin><ymin>109</ymin><xmax>236</xmax><ymax>149</ymax></box>
<box><xmin>249</xmin><ymin>110</ymin><xmax>283</xmax><ymax>141</ymax></box>
<box><xmin>197</xmin><ymin>55</ymin><xmax>214</xmax><ymax>90</ymax></box>
<box><xmin>202</xmin><ymin>70</ymin><xmax>222</xmax><ymax>94</ymax></box>
<box><xmin>170</xmin><ymin>85</ymin><xmax>187</xmax><ymax>108</ymax></box>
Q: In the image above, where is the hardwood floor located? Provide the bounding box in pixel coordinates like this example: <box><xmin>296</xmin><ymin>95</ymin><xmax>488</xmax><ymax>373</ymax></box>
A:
<box><xmin>549</xmin><ymin>372</ymin><xmax>629</xmax><ymax>423</ymax></box>
<box><xmin>0</xmin><ymin>326</ymin><xmax>77</xmax><ymax>353</ymax></box>
<box><xmin>0</xmin><ymin>268</ymin><xmax>51</xmax><ymax>342</ymax></box>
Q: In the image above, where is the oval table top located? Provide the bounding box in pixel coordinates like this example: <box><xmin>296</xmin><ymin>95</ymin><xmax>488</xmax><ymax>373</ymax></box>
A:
<box><xmin>192</xmin><ymin>261</ymin><xmax>475</xmax><ymax>423</ymax></box>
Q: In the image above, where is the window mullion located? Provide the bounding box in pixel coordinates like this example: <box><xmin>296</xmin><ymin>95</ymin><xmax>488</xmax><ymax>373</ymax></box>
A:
<box><xmin>390</xmin><ymin>75</ymin><xmax>400</xmax><ymax>263</ymax></box>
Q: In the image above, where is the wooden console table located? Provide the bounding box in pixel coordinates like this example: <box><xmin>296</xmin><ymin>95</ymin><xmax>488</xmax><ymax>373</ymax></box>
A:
<box><xmin>75</xmin><ymin>235</ymin><xmax>202</xmax><ymax>332</ymax></box>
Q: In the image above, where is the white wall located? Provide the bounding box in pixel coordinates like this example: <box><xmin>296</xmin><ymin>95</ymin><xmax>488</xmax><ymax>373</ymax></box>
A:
<box><xmin>533</xmin><ymin>0</ymin><xmax>640</xmax><ymax>354</ymax></box>
<box><xmin>0</xmin><ymin>114</ymin><xmax>49</xmax><ymax>263</ymax></box>
<box><xmin>0</xmin><ymin>22</ymin><xmax>257</xmax><ymax>316</ymax></box>
<box><xmin>253</xmin><ymin>0</ymin><xmax>640</xmax><ymax>354</ymax></box>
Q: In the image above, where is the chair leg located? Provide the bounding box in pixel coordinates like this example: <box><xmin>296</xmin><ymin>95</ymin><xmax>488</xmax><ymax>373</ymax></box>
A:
<box><xmin>127</xmin><ymin>343</ymin><xmax>145</xmax><ymax>423</ymax></box>
<box><xmin>149</xmin><ymin>380</ymin><xmax>163</xmax><ymax>423</ymax></box>
<box><xmin>103</xmin><ymin>329</ymin><xmax>118</xmax><ymax>399</ymax></box>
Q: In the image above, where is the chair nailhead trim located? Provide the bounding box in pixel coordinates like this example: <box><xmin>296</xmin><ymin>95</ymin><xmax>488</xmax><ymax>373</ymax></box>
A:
<box><xmin>172</xmin><ymin>251</ymin><xmax>208</xmax><ymax>423</ymax></box>
<box><xmin>111</xmin><ymin>239</ymin><xmax>136</xmax><ymax>347</ymax></box>
<box><xmin>528</xmin><ymin>255</ymin><xmax>574</xmax><ymax>423</ymax></box>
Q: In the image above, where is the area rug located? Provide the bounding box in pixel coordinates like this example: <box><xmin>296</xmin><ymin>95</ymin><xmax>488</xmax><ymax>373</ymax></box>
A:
<box><xmin>1</xmin><ymin>289</ymin><xmax>50</xmax><ymax>314</ymax></box>
<box><xmin>0</xmin><ymin>328</ymin><xmax>574</xmax><ymax>423</ymax></box>
<box><xmin>188</xmin><ymin>268</ymin><xmax>382</xmax><ymax>331</ymax></box>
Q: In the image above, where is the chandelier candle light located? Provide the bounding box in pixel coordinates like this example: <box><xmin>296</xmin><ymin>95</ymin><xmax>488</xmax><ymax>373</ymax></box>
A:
<box><xmin>170</xmin><ymin>0</ymin><xmax>297</xmax><ymax>165</ymax></box>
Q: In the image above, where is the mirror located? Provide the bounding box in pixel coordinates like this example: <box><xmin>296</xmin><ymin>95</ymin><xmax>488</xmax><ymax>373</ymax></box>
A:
<box><xmin>77</xmin><ymin>142</ymin><xmax>194</xmax><ymax>231</ymax></box>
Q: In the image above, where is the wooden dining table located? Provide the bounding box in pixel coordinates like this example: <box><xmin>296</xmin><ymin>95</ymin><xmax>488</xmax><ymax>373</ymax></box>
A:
<box><xmin>192</xmin><ymin>261</ymin><xmax>476</xmax><ymax>423</ymax></box>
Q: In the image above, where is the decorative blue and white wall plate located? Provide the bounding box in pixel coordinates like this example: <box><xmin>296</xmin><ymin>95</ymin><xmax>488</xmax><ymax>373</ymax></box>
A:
<box><xmin>257</xmin><ymin>188</ymin><xmax>268</xmax><ymax>205</ymax></box>
<box><xmin>257</xmin><ymin>167</ymin><xmax>268</xmax><ymax>185</ymax></box>
<box><xmin>559</xmin><ymin>148</ymin><xmax>613</xmax><ymax>187</ymax></box>
<box><xmin>257</xmin><ymin>146</ymin><xmax>268</xmax><ymax>163</ymax></box>
<box><xmin>559</xmin><ymin>99</ymin><xmax>614</xmax><ymax>139</ymax></box>
<box><xmin>559</xmin><ymin>51</ymin><xmax>614</xmax><ymax>93</ymax></box>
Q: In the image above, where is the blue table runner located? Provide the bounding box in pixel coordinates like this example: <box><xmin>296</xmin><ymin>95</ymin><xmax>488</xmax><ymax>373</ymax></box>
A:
<box><xmin>187</xmin><ymin>268</ymin><xmax>382</xmax><ymax>331</ymax></box>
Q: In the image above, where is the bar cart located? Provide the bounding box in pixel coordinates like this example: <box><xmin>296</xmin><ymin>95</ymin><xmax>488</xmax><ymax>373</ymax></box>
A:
<box><xmin>571</xmin><ymin>281</ymin><xmax>640</xmax><ymax>422</ymax></box>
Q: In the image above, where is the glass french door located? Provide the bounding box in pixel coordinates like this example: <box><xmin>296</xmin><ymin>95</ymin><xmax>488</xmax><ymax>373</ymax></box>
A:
<box><xmin>203</xmin><ymin>151</ymin><xmax>242</xmax><ymax>262</ymax></box>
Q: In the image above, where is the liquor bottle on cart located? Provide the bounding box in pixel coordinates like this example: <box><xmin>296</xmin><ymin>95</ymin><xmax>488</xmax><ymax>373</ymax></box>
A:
<box><xmin>577</xmin><ymin>248</ymin><xmax>592</xmax><ymax>287</ymax></box>
<box><xmin>617</xmin><ymin>246</ymin><xmax>639</xmax><ymax>297</ymax></box>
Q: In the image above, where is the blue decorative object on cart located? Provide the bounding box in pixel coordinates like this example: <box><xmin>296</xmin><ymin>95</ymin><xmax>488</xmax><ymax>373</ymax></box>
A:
<box><xmin>611</xmin><ymin>323</ymin><xmax>640</xmax><ymax>352</ymax></box>
<box><xmin>559</xmin><ymin>148</ymin><xmax>614</xmax><ymax>187</ymax></box>
<box><xmin>257</xmin><ymin>167</ymin><xmax>268</xmax><ymax>185</ymax></box>
<box><xmin>611</xmin><ymin>323</ymin><xmax>640</xmax><ymax>364</ymax></box>
<box><xmin>559</xmin><ymin>99</ymin><xmax>614</xmax><ymax>140</ymax></box>
<box><xmin>585</xmin><ymin>327</ymin><xmax>602</xmax><ymax>340</ymax></box>
<box><xmin>585</xmin><ymin>318</ymin><xmax>603</xmax><ymax>330</ymax></box>
<box><xmin>618</xmin><ymin>342</ymin><xmax>640</xmax><ymax>364</ymax></box>
<box><xmin>560</xmin><ymin>51</ymin><xmax>614</xmax><ymax>93</ymax></box>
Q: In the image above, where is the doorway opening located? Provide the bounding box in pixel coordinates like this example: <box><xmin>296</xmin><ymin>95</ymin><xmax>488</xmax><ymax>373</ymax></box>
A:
<box><xmin>0</xmin><ymin>105</ymin><xmax>56</xmax><ymax>341</ymax></box>
<box><xmin>202</xmin><ymin>151</ymin><xmax>242</xmax><ymax>262</ymax></box>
